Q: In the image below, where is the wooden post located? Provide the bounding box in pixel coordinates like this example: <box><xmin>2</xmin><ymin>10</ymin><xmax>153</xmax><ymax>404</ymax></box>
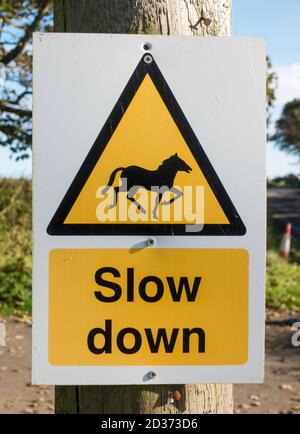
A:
<box><xmin>54</xmin><ymin>0</ymin><xmax>233</xmax><ymax>414</ymax></box>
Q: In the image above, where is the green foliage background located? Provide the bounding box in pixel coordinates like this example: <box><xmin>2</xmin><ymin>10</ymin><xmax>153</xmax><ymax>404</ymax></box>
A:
<box><xmin>266</xmin><ymin>222</ymin><xmax>300</xmax><ymax>311</ymax></box>
<box><xmin>0</xmin><ymin>178</ymin><xmax>32</xmax><ymax>314</ymax></box>
<box><xmin>0</xmin><ymin>178</ymin><xmax>299</xmax><ymax>315</ymax></box>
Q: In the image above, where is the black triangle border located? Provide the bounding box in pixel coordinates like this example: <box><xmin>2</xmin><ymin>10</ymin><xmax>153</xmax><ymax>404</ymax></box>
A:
<box><xmin>47</xmin><ymin>54</ymin><xmax>246</xmax><ymax>236</ymax></box>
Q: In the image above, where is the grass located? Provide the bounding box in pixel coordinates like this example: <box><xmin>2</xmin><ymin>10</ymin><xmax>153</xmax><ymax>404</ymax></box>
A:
<box><xmin>0</xmin><ymin>178</ymin><xmax>299</xmax><ymax>314</ymax></box>
<box><xmin>266</xmin><ymin>221</ymin><xmax>300</xmax><ymax>311</ymax></box>
<box><xmin>0</xmin><ymin>178</ymin><xmax>32</xmax><ymax>315</ymax></box>
<box><xmin>266</xmin><ymin>250</ymin><xmax>300</xmax><ymax>311</ymax></box>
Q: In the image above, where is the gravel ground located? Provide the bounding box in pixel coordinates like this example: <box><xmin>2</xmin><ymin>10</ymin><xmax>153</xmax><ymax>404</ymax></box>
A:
<box><xmin>0</xmin><ymin>315</ymin><xmax>299</xmax><ymax>414</ymax></box>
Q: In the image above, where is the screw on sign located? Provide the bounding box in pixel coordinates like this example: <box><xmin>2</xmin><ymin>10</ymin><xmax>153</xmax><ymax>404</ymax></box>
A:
<box><xmin>143</xmin><ymin>42</ymin><xmax>152</xmax><ymax>51</ymax></box>
<box><xmin>144</xmin><ymin>54</ymin><xmax>153</xmax><ymax>64</ymax></box>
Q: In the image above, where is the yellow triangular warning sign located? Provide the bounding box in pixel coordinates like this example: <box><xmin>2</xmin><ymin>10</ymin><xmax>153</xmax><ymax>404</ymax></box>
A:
<box><xmin>48</xmin><ymin>54</ymin><xmax>245</xmax><ymax>236</ymax></box>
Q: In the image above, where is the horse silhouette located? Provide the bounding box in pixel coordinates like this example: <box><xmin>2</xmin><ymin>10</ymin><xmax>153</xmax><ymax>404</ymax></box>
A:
<box><xmin>101</xmin><ymin>153</ymin><xmax>192</xmax><ymax>220</ymax></box>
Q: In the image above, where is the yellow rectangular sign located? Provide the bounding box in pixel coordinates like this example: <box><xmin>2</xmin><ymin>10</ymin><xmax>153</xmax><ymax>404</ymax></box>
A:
<box><xmin>49</xmin><ymin>249</ymin><xmax>248</xmax><ymax>366</ymax></box>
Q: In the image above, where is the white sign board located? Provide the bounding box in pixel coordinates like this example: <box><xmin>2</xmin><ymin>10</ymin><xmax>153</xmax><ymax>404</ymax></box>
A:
<box><xmin>33</xmin><ymin>33</ymin><xmax>266</xmax><ymax>385</ymax></box>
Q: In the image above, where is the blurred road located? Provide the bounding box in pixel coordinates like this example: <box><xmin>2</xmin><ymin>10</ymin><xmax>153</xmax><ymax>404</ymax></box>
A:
<box><xmin>0</xmin><ymin>316</ymin><xmax>299</xmax><ymax>414</ymax></box>
<box><xmin>234</xmin><ymin>323</ymin><xmax>300</xmax><ymax>414</ymax></box>
<box><xmin>268</xmin><ymin>188</ymin><xmax>300</xmax><ymax>241</ymax></box>
<box><xmin>0</xmin><ymin>316</ymin><xmax>53</xmax><ymax>414</ymax></box>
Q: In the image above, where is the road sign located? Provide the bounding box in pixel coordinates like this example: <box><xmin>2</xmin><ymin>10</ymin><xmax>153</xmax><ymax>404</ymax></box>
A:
<box><xmin>33</xmin><ymin>34</ymin><xmax>266</xmax><ymax>385</ymax></box>
<box><xmin>49</xmin><ymin>249</ymin><xmax>248</xmax><ymax>366</ymax></box>
<box><xmin>47</xmin><ymin>54</ymin><xmax>245</xmax><ymax>236</ymax></box>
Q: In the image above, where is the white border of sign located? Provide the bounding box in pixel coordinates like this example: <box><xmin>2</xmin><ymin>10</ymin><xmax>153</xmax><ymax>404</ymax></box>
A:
<box><xmin>33</xmin><ymin>34</ymin><xmax>266</xmax><ymax>385</ymax></box>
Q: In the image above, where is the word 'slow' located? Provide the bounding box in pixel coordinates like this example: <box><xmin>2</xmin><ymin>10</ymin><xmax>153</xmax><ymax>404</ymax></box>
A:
<box><xmin>94</xmin><ymin>267</ymin><xmax>202</xmax><ymax>303</ymax></box>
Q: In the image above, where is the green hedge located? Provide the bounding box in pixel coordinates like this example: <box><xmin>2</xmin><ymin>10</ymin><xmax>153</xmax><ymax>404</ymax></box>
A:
<box><xmin>0</xmin><ymin>178</ymin><xmax>32</xmax><ymax>314</ymax></box>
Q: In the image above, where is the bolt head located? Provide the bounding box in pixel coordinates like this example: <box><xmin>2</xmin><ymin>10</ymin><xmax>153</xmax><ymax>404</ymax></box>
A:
<box><xmin>148</xmin><ymin>371</ymin><xmax>157</xmax><ymax>379</ymax></box>
<box><xmin>143</xmin><ymin>42</ymin><xmax>152</xmax><ymax>51</ymax></box>
<box><xmin>144</xmin><ymin>54</ymin><xmax>153</xmax><ymax>64</ymax></box>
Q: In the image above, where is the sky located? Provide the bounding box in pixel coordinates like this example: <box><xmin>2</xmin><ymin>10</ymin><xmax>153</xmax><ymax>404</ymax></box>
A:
<box><xmin>234</xmin><ymin>0</ymin><xmax>300</xmax><ymax>178</ymax></box>
<box><xmin>0</xmin><ymin>1</ymin><xmax>300</xmax><ymax>179</ymax></box>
